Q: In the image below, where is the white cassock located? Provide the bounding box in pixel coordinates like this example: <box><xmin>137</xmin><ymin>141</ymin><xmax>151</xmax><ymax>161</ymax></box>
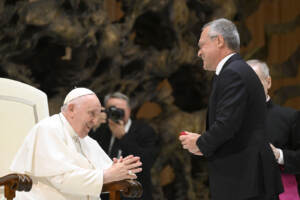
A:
<box><xmin>10</xmin><ymin>113</ymin><xmax>112</xmax><ymax>200</ymax></box>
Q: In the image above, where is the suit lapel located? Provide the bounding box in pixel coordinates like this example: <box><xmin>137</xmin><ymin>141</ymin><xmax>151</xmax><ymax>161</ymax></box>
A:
<box><xmin>208</xmin><ymin>74</ymin><xmax>218</xmax><ymax>127</ymax></box>
<box><xmin>207</xmin><ymin>53</ymin><xmax>243</xmax><ymax>126</ymax></box>
<box><xmin>219</xmin><ymin>53</ymin><xmax>243</xmax><ymax>74</ymax></box>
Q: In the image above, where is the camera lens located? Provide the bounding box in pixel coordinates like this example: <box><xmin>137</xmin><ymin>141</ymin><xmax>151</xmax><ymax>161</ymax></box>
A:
<box><xmin>107</xmin><ymin>106</ymin><xmax>125</xmax><ymax>123</ymax></box>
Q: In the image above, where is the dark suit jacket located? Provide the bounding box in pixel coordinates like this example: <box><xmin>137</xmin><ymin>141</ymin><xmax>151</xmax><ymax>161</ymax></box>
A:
<box><xmin>266</xmin><ymin>100</ymin><xmax>300</xmax><ymax>174</ymax></box>
<box><xmin>196</xmin><ymin>54</ymin><xmax>283</xmax><ymax>200</ymax></box>
<box><xmin>90</xmin><ymin>120</ymin><xmax>159</xmax><ymax>200</ymax></box>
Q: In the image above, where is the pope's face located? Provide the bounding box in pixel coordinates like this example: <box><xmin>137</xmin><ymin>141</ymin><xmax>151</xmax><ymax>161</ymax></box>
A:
<box><xmin>197</xmin><ymin>26</ymin><xmax>219</xmax><ymax>71</ymax></box>
<box><xmin>69</xmin><ymin>94</ymin><xmax>102</xmax><ymax>138</ymax></box>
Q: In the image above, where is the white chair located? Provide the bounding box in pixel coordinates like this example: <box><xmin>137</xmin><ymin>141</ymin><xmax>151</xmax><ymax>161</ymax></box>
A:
<box><xmin>0</xmin><ymin>78</ymin><xmax>49</xmax><ymax>199</ymax></box>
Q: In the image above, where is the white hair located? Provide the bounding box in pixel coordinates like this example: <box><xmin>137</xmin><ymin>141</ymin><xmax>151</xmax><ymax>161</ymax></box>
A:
<box><xmin>246</xmin><ymin>59</ymin><xmax>270</xmax><ymax>79</ymax></box>
<box><xmin>203</xmin><ymin>18</ymin><xmax>240</xmax><ymax>52</ymax></box>
<box><xmin>61</xmin><ymin>95</ymin><xmax>83</xmax><ymax>112</ymax></box>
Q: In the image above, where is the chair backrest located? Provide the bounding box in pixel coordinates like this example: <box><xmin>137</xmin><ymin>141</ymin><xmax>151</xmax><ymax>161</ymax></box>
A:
<box><xmin>0</xmin><ymin>78</ymin><xmax>49</xmax><ymax>177</ymax></box>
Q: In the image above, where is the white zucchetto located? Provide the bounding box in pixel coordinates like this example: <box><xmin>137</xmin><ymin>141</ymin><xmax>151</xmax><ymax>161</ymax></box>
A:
<box><xmin>63</xmin><ymin>87</ymin><xmax>95</xmax><ymax>105</ymax></box>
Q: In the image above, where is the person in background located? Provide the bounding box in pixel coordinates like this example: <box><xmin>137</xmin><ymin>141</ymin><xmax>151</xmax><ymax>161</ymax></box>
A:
<box><xmin>11</xmin><ymin>88</ymin><xmax>142</xmax><ymax>200</ymax></box>
<box><xmin>90</xmin><ymin>92</ymin><xmax>158</xmax><ymax>200</ymax></box>
<box><xmin>179</xmin><ymin>18</ymin><xmax>283</xmax><ymax>200</ymax></box>
<box><xmin>247</xmin><ymin>59</ymin><xmax>300</xmax><ymax>200</ymax></box>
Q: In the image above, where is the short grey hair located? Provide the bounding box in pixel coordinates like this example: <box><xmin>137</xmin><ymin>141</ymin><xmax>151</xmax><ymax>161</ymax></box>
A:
<box><xmin>203</xmin><ymin>18</ymin><xmax>240</xmax><ymax>52</ymax></box>
<box><xmin>104</xmin><ymin>92</ymin><xmax>130</xmax><ymax>107</ymax></box>
<box><xmin>246</xmin><ymin>59</ymin><xmax>270</xmax><ymax>79</ymax></box>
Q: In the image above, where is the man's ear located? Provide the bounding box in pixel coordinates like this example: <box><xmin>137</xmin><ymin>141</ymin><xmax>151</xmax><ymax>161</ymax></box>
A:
<box><xmin>216</xmin><ymin>35</ymin><xmax>225</xmax><ymax>48</ymax></box>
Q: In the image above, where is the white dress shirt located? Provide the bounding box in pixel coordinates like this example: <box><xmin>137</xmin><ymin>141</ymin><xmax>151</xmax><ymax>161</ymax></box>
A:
<box><xmin>215</xmin><ymin>53</ymin><xmax>235</xmax><ymax>75</ymax></box>
<box><xmin>108</xmin><ymin>119</ymin><xmax>132</xmax><ymax>158</ymax></box>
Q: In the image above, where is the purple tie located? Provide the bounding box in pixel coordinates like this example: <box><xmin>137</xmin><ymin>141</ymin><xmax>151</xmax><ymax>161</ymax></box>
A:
<box><xmin>279</xmin><ymin>173</ymin><xmax>300</xmax><ymax>200</ymax></box>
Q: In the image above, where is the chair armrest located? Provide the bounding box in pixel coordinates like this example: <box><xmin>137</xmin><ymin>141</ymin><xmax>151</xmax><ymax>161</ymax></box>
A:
<box><xmin>0</xmin><ymin>174</ymin><xmax>32</xmax><ymax>200</ymax></box>
<box><xmin>102</xmin><ymin>179</ymin><xmax>143</xmax><ymax>199</ymax></box>
<box><xmin>0</xmin><ymin>174</ymin><xmax>142</xmax><ymax>200</ymax></box>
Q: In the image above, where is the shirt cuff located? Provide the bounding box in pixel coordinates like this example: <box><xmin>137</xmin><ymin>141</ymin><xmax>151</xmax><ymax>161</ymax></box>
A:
<box><xmin>277</xmin><ymin>148</ymin><xmax>284</xmax><ymax>165</ymax></box>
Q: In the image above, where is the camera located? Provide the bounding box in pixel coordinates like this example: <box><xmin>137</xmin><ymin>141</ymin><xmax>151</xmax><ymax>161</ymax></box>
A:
<box><xmin>104</xmin><ymin>106</ymin><xmax>125</xmax><ymax>123</ymax></box>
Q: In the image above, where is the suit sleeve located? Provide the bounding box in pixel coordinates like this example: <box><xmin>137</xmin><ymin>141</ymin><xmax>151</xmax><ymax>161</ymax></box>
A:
<box><xmin>197</xmin><ymin>69</ymin><xmax>247</xmax><ymax>157</ymax></box>
<box><xmin>118</xmin><ymin>123</ymin><xmax>158</xmax><ymax>169</ymax></box>
<box><xmin>283</xmin><ymin>111</ymin><xmax>300</xmax><ymax>174</ymax></box>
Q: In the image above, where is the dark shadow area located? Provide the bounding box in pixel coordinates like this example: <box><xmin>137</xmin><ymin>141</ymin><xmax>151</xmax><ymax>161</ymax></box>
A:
<box><xmin>133</xmin><ymin>10</ymin><xmax>177</xmax><ymax>50</ymax></box>
<box><xmin>168</xmin><ymin>63</ymin><xmax>210</xmax><ymax>112</ymax></box>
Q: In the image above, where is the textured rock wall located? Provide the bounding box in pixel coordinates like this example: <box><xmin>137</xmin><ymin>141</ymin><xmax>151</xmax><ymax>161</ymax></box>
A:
<box><xmin>0</xmin><ymin>0</ymin><xmax>299</xmax><ymax>199</ymax></box>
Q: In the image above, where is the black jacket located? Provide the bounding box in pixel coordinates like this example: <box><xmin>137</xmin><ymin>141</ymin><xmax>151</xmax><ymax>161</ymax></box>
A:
<box><xmin>197</xmin><ymin>54</ymin><xmax>283</xmax><ymax>200</ymax></box>
<box><xmin>266</xmin><ymin>100</ymin><xmax>300</xmax><ymax>174</ymax></box>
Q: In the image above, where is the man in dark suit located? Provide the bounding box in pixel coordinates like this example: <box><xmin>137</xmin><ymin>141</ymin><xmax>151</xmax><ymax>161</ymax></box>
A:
<box><xmin>179</xmin><ymin>18</ymin><xmax>283</xmax><ymax>200</ymax></box>
<box><xmin>90</xmin><ymin>92</ymin><xmax>158</xmax><ymax>200</ymax></box>
<box><xmin>247</xmin><ymin>59</ymin><xmax>300</xmax><ymax>200</ymax></box>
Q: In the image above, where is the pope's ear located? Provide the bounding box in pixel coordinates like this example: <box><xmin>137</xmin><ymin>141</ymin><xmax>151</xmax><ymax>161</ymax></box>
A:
<box><xmin>67</xmin><ymin>103</ymin><xmax>75</xmax><ymax>112</ymax></box>
<box><xmin>66</xmin><ymin>103</ymin><xmax>76</xmax><ymax>118</ymax></box>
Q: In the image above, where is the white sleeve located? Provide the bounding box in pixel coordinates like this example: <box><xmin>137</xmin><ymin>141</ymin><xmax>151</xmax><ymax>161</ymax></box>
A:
<box><xmin>277</xmin><ymin>148</ymin><xmax>284</xmax><ymax>165</ymax></box>
<box><xmin>48</xmin><ymin>168</ymin><xmax>104</xmax><ymax>197</ymax></box>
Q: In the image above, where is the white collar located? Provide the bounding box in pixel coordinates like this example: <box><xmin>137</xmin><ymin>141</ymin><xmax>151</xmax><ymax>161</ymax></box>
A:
<box><xmin>124</xmin><ymin>118</ymin><xmax>132</xmax><ymax>133</ymax></box>
<box><xmin>108</xmin><ymin>118</ymin><xmax>132</xmax><ymax>157</ymax></box>
<box><xmin>215</xmin><ymin>53</ymin><xmax>235</xmax><ymax>75</ymax></box>
<box><xmin>59</xmin><ymin>113</ymin><xmax>79</xmax><ymax>140</ymax></box>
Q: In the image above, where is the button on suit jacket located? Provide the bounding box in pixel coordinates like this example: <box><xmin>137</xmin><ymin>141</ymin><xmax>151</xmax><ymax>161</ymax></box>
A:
<box><xmin>197</xmin><ymin>54</ymin><xmax>283</xmax><ymax>200</ymax></box>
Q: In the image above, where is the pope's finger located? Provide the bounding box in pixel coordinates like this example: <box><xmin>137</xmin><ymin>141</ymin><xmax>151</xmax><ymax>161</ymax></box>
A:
<box><xmin>131</xmin><ymin>167</ymin><xmax>142</xmax><ymax>174</ymax></box>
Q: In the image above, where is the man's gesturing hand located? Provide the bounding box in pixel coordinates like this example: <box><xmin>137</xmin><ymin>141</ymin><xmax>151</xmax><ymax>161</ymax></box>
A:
<box><xmin>179</xmin><ymin>131</ymin><xmax>203</xmax><ymax>156</ymax></box>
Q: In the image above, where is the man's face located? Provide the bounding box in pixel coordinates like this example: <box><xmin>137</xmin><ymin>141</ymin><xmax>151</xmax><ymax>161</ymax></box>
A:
<box><xmin>106</xmin><ymin>98</ymin><xmax>131</xmax><ymax>124</ymax></box>
<box><xmin>197</xmin><ymin>27</ymin><xmax>219</xmax><ymax>71</ymax></box>
<box><xmin>69</xmin><ymin>94</ymin><xmax>102</xmax><ymax>138</ymax></box>
<box><xmin>251</xmin><ymin>66</ymin><xmax>271</xmax><ymax>99</ymax></box>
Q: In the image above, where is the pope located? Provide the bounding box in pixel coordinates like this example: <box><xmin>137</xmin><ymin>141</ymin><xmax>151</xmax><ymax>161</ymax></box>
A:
<box><xmin>10</xmin><ymin>87</ymin><xmax>142</xmax><ymax>200</ymax></box>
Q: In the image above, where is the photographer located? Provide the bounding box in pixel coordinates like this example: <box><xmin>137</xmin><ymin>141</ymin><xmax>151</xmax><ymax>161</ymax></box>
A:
<box><xmin>90</xmin><ymin>92</ymin><xmax>159</xmax><ymax>200</ymax></box>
